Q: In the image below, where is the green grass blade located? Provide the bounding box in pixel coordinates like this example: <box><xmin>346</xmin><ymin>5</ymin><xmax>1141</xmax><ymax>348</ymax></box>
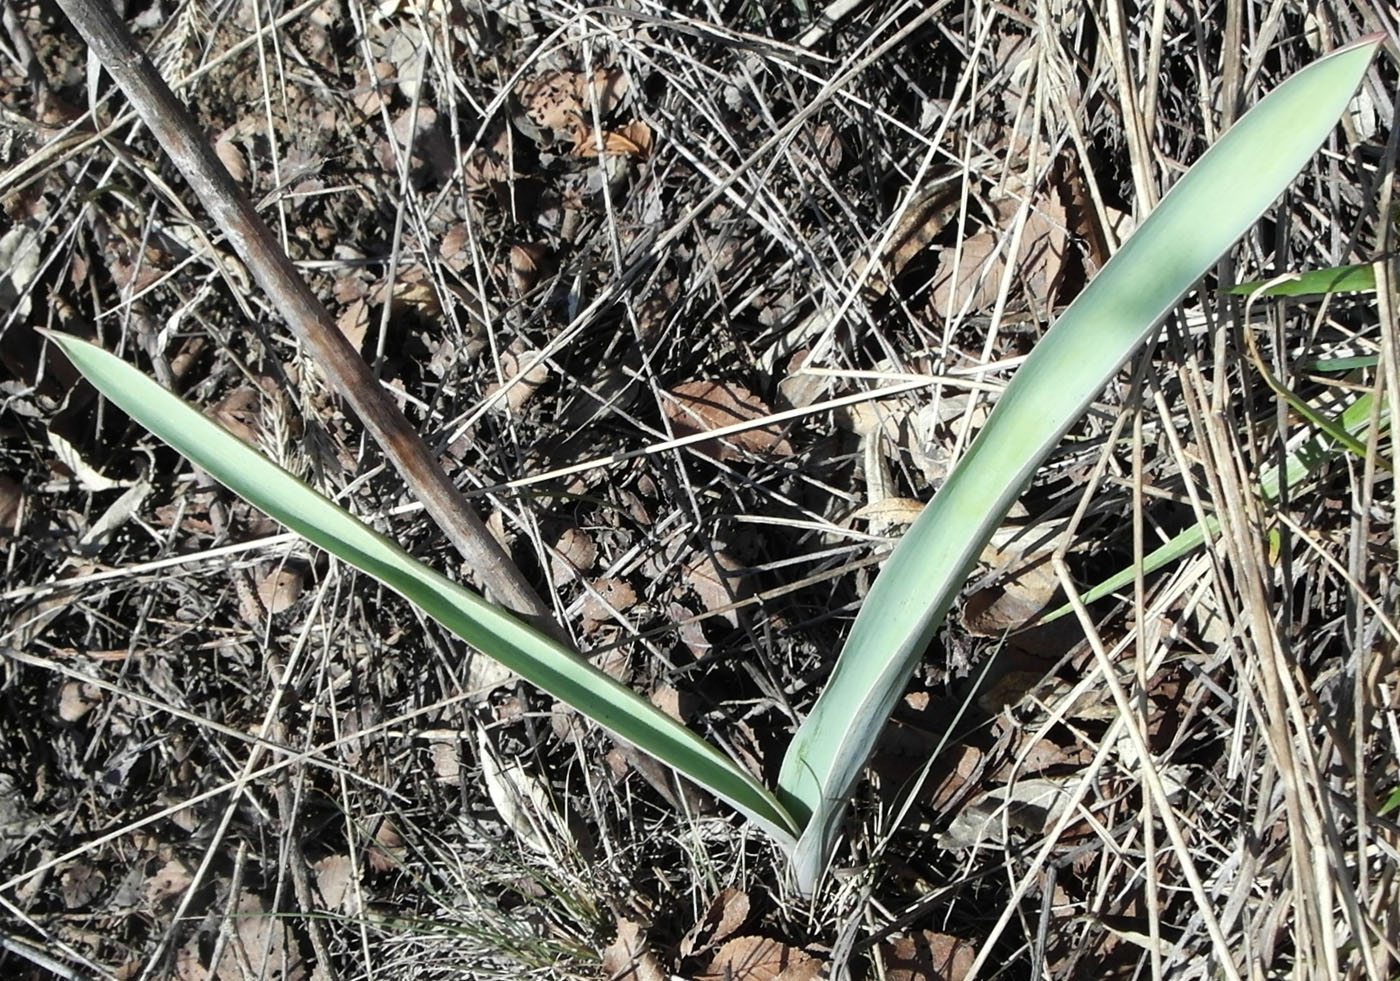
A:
<box><xmin>1228</xmin><ymin>262</ymin><xmax>1378</xmax><ymax>297</ymax></box>
<box><xmin>1040</xmin><ymin>389</ymin><xmax>1384</xmax><ymax>621</ymax></box>
<box><xmin>1382</xmin><ymin>786</ymin><xmax>1400</xmax><ymax>816</ymax></box>
<box><xmin>776</xmin><ymin>37</ymin><xmax>1381</xmax><ymax>891</ymax></box>
<box><xmin>47</xmin><ymin>331</ymin><xmax>800</xmax><ymax>847</ymax></box>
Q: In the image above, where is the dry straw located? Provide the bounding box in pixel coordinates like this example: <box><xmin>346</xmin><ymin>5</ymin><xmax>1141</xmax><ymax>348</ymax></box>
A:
<box><xmin>48</xmin><ymin>35</ymin><xmax>1381</xmax><ymax>895</ymax></box>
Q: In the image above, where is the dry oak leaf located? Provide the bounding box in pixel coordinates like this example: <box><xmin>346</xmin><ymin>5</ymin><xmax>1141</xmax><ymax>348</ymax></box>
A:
<box><xmin>697</xmin><ymin>936</ymin><xmax>823</xmax><ymax>981</ymax></box>
<box><xmin>680</xmin><ymin>887</ymin><xmax>750</xmax><ymax>958</ymax></box>
<box><xmin>520</xmin><ymin>69</ymin><xmax>584</xmax><ymax>133</ymax></box>
<box><xmin>601</xmin><ymin>917</ymin><xmax>666</xmax><ymax>981</ymax></box>
<box><xmin>663</xmin><ymin>380</ymin><xmax>794</xmax><ymax>461</ymax></box>
<box><xmin>174</xmin><ymin>889</ymin><xmax>307</xmax><ymax>981</ymax></box>
<box><xmin>879</xmin><ymin>930</ymin><xmax>975</xmax><ymax>981</ymax></box>
<box><xmin>931</xmin><ymin>191</ymin><xmax>1069</xmax><ymax>319</ymax></box>
<box><xmin>573</xmin><ymin>120</ymin><xmax>653</xmax><ymax>160</ymax></box>
<box><xmin>683</xmin><ymin>550</ymin><xmax>749</xmax><ymax>626</ymax></box>
<box><xmin>580</xmin><ymin>576</ymin><xmax>638</xmax><ymax>625</ymax></box>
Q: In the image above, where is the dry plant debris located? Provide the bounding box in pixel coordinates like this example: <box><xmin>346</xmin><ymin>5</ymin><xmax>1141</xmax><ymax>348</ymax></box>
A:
<box><xmin>0</xmin><ymin>0</ymin><xmax>1396</xmax><ymax>977</ymax></box>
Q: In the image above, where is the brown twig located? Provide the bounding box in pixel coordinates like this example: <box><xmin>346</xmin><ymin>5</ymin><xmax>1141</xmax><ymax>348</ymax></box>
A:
<box><xmin>51</xmin><ymin>0</ymin><xmax>559</xmax><ymax>631</ymax></box>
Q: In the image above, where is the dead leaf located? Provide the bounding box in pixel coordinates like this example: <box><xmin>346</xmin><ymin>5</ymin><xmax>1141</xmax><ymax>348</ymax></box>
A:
<box><xmin>697</xmin><ymin>936</ymin><xmax>823</xmax><ymax>981</ymax></box>
<box><xmin>601</xmin><ymin>917</ymin><xmax>665</xmax><ymax>981</ymax></box>
<box><xmin>336</xmin><ymin>295</ymin><xmax>370</xmax><ymax>350</ymax></box>
<box><xmin>582</xmin><ymin>66</ymin><xmax>629</xmax><ymax>115</ymax></box>
<box><xmin>312</xmin><ymin>855</ymin><xmax>360</xmax><ymax>915</ymax></box>
<box><xmin>680</xmin><ymin>888</ymin><xmax>750</xmax><ymax>958</ymax></box>
<box><xmin>879</xmin><ymin>930</ymin><xmax>976</xmax><ymax>981</ymax></box>
<box><xmin>580</xmin><ymin>577</ymin><xmax>638</xmax><ymax>625</ymax></box>
<box><xmin>55</xmin><ymin>681</ymin><xmax>103</xmax><ymax>723</ymax></box>
<box><xmin>550</xmin><ymin>526</ymin><xmax>597</xmax><ymax>584</ymax></box>
<box><xmin>509</xmin><ymin>242</ymin><xmax>555</xmax><ymax>292</ymax></box>
<box><xmin>366</xmin><ymin>818</ymin><xmax>405</xmax><ymax>872</ymax></box>
<box><xmin>663</xmin><ymin>380</ymin><xmax>794</xmax><ymax>461</ymax></box>
<box><xmin>59</xmin><ymin>864</ymin><xmax>105</xmax><ymax>908</ymax></box>
<box><xmin>683</xmin><ymin>550</ymin><xmax>749</xmax><ymax>626</ymax></box>
<box><xmin>477</xmin><ymin>728</ymin><xmax>572</xmax><ymax>855</ymax></box>
<box><xmin>932</xmin><ymin>190</ymin><xmax>1069</xmax><ymax>318</ymax></box>
<box><xmin>175</xmin><ymin>889</ymin><xmax>307</xmax><ymax>980</ymax></box>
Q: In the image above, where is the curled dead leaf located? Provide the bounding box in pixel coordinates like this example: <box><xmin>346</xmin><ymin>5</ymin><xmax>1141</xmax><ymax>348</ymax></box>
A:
<box><xmin>601</xmin><ymin>917</ymin><xmax>665</xmax><ymax>981</ymax></box>
<box><xmin>550</xmin><ymin>526</ymin><xmax>597</xmax><ymax>583</ymax></box>
<box><xmin>509</xmin><ymin>241</ymin><xmax>555</xmax><ymax>292</ymax></box>
<box><xmin>580</xmin><ymin>577</ymin><xmax>638</xmax><ymax>625</ymax></box>
<box><xmin>680</xmin><ymin>887</ymin><xmax>750</xmax><ymax>958</ymax></box>
<box><xmin>663</xmin><ymin>380</ymin><xmax>794</xmax><ymax>461</ymax></box>
<box><xmin>879</xmin><ymin>930</ymin><xmax>976</xmax><ymax>981</ymax></box>
<box><xmin>697</xmin><ymin>936</ymin><xmax>823</xmax><ymax>981</ymax></box>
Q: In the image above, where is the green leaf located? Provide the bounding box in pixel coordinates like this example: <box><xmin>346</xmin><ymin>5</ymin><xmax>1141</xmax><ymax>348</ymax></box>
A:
<box><xmin>1382</xmin><ymin>786</ymin><xmax>1400</xmax><ymax>815</ymax></box>
<box><xmin>1039</xmin><ymin>388</ymin><xmax>1385</xmax><ymax>621</ymax></box>
<box><xmin>1228</xmin><ymin>262</ymin><xmax>1378</xmax><ymax>297</ymax></box>
<box><xmin>45</xmin><ymin>330</ymin><xmax>800</xmax><ymax>847</ymax></box>
<box><xmin>776</xmin><ymin>37</ymin><xmax>1382</xmax><ymax>892</ymax></box>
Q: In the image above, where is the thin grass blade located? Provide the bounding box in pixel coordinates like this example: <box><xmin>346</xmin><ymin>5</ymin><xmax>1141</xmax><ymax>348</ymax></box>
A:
<box><xmin>777</xmin><ymin>37</ymin><xmax>1382</xmax><ymax>891</ymax></box>
<box><xmin>1228</xmin><ymin>262</ymin><xmax>1378</xmax><ymax>296</ymax></box>
<box><xmin>47</xmin><ymin>330</ymin><xmax>800</xmax><ymax>847</ymax></box>
<box><xmin>1040</xmin><ymin>388</ymin><xmax>1385</xmax><ymax>621</ymax></box>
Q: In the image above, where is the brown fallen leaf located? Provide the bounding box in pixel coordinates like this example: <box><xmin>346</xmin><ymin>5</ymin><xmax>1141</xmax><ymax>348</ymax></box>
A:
<box><xmin>175</xmin><ymin>889</ymin><xmax>307</xmax><ymax>980</ymax></box>
<box><xmin>931</xmin><ymin>189</ymin><xmax>1069</xmax><ymax>319</ymax></box>
<box><xmin>696</xmin><ymin>936</ymin><xmax>823</xmax><ymax>981</ymax></box>
<box><xmin>663</xmin><ymin>380</ymin><xmax>794</xmax><ymax>461</ymax></box>
<box><xmin>879</xmin><ymin>930</ymin><xmax>976</xmax><ymax>981</ymax></box>
<box><xmin>683</xmin><ymin>549</ymin><xmax>749</xmax><ymax>626</ymax></box>
<box><xmin>680</xmin><ymin>887</ymin><xmax>750</xmax><ymax>958</ymax></box>
<box><xmin>855</xmin><ymin>182</ymin><xmax>963</xmax><ymax>291</ymax></box>
<box><xmin>580</xmin><ymin>577</ymin><xmax>638</xmax><ymax>626</ymax></box>
<box><xmin>573</xmin><ymin>120</ymin><xmax>653</xmax><ymax>160</ymax></box>
<box><xmin>509</xmin><ymin>241</ymin><xmax>556</xmax><ymax>292</ymax></box>
<box><xmin>601</xmin><ymin>917</ymin><xmax>666</xmax><ymax>981</ymax></box>
<box><xmin>550</xmin><ymin>526</ymin><xmax>597</xmax><ymax>584</ymax></box>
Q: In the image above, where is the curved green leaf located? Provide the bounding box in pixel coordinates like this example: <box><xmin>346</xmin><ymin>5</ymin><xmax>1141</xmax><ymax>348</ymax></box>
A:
<box><xmin>46</xmin><ymin>330</ymin><xmax>800</xmax><ymax>847</ymax></box>
<box><xmin>777</xmin><ymin>37</ymin><xmax>1382</xmax><ymax>892</ymax></box>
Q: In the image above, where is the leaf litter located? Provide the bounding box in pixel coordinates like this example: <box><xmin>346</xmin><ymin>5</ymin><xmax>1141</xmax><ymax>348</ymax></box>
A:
<box><xmin>0</xmin><ymin>0</ymin><xmax>1393</xmax><ymax>978</ymax></box>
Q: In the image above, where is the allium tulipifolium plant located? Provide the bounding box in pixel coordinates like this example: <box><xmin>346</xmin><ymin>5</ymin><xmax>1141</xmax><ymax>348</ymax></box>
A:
<box><xmin>49</xmin><ymin>36</ymin><xmax>1380</xmax><ymax>894</ymax></box>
